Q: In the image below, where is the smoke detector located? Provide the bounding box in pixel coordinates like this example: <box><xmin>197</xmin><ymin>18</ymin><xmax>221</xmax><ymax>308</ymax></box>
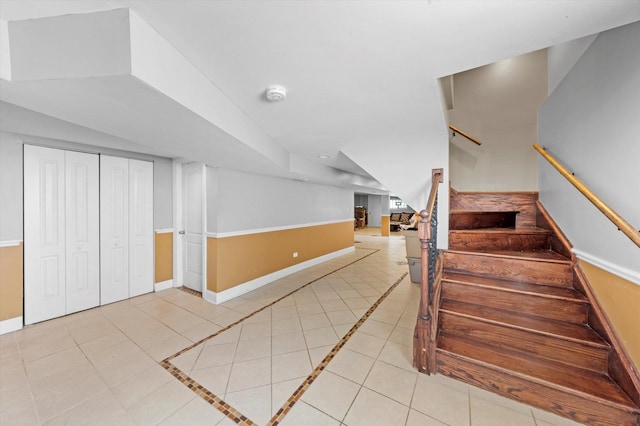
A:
<box><xmin>265</xmin><ymin>85</ymin><xmax>287</xmax><ymax>102</ymax></box>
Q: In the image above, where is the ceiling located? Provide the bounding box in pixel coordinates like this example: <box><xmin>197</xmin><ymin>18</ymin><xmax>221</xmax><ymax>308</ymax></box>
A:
<box><xmin>1</xmin><ymin>1</ymin><xmax>639</xmax><ymax>201</ymax></box>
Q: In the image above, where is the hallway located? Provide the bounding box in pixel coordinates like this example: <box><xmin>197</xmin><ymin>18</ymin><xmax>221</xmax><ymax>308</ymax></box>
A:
<box><xmin>0</xmin><ymin>230</ymin><xmax>580</xmax><ymax>425</ymax></box>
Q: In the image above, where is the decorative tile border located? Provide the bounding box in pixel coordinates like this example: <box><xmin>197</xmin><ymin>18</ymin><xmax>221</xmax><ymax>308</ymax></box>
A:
<box><xmin>177</xmin><ymin>286</ymin><xmax>203</xmax><ymax>298</ymax></box>
<box><xmin>161</xmin><ymin>248</ymin><xmax>408</xmax><ymax>424</ymax></box>
<box><xmin>268</xmin><ymin>271</ymin><xmax>408</xmax><ymax>425</ymax></box>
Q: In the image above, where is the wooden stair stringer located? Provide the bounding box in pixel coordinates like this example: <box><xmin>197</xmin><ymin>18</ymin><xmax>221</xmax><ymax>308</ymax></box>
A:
<box><xmin>436</xmin><ymin>349</ymin><xmax>640</xmax><ymax>426</ymax></box>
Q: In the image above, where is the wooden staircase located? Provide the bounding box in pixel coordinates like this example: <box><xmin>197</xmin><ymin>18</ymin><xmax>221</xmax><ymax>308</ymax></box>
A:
<box><xmin>430</xmin><ymin>190</ymin><xmax>640</xmax><ymax>425</ymax></box>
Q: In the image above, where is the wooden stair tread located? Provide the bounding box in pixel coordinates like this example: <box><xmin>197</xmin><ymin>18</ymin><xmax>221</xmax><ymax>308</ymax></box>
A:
<box><xmin>440</xmin><ymin>299</ymin><xmax>608</xmax><ymax>347</ymax></box>
<box><xmin>443</xmin><ymin>272</ymin><xmax>586</xmax><ymax>301</ymax></box>
<box><xmin>447</xmin><ymin>248</ymin><xmax>570</xmax><ymax>262</ymax></box>
<box><xmin>438</xmin><ymin>335</ymin><xmax>638</xmax><ymax>410</ymax></box>
<box><xmin>450</xmin><ymin>209</ymin><xmax>519</xmax><ymax>214</ymax></box>
<box><xmin>449</xmin><ymin>227</ymin><xmax>550</xmax><ymax>234</ymax></box>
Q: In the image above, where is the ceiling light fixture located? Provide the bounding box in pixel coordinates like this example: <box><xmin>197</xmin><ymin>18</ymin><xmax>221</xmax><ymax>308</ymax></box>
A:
<box><xmin>318</xmin><ymin>154</ymin><xmax>330</xmax><ymax>159</ymax></box>
<box><xmin>265</xmin><ymin>85</ymin><xmax>287</xmax><ymax>102</ymax></box>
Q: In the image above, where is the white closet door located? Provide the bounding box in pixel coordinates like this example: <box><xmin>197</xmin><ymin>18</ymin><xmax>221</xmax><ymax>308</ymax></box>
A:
<box><xmin>100</xmin><ymin>155</ymin><xmax>130</xmax><ymax>304</ymax></box>
<box><xmin>128</xmin><ymin>159</ymin><xmax>154</xmax><ymax>298</ymax></box>
<box><xmin>65</xmin><ymin>151</ymin><xmax>100</xmax><ymax>314</ymax></box>
<box><xmin>24</xmin><ymin>145</ymin><xmax>66</xmax><ymax>324</ymax></box>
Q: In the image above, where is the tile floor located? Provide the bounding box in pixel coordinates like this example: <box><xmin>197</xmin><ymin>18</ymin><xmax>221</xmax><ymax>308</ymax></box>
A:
<box><xmin>0</xmin><ymin>229</ymin><xmax>583</xmax><ymax>425</ymax></box>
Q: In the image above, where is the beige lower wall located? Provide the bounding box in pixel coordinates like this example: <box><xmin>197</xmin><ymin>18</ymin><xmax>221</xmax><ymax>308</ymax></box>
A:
<box><xmin>381</xmin><ymin>216</ymin><xmax>390</xmax><ymax>237</ymax></box>
<box><xmin>0</xmin><ymin>243</ymin><xmax>23</xmax><ymax>321</ymax></box>
<box><xmin>208</xmin><ymin>221</ymin><xmax>354</xmax><ymax>293</ymax></box>
<box><xmin>579</xmin><ymin>260</ymin><xmax>640</xmax><ymax>370</ymax></box>
<box><xmin>154</xmin><ymin>232</ymin><xmax>173</xmax><ymax>283</ymax></box>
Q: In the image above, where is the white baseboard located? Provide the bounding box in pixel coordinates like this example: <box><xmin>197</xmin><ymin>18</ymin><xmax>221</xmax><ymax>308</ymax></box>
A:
<box><xmin>573</xmin><ymin>248</ymin><xmax>640</xmax><ymax>286</ymax></box>
<box><xmin>155</xmin><ymin>279</ymin><xmax>174</xmax><ymax>292</ymax></box>
<box><xmin>0</xmin><ymin>316</ymin><xmax>23</xmax><ymax>335</ymax></box>
<box><xmin>204</xmin><ymin>246</ymin><xmax>355</xmax><ymax>305</ymax></box>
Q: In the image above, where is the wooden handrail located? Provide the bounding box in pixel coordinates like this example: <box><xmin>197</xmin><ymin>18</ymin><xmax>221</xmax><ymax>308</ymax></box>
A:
<box><xmin>534</xmin><ymin>143</ymin><xmax>640</xmax><ymax>248</ymax></box>
<box><xmin>449</xmin><ymin>124</ymin><xmax>482</xmax><ymax>146</ymax></box>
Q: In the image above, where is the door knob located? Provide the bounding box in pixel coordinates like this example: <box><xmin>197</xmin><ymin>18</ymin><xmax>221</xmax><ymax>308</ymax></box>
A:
<box><xmin>178</xmin><ymin>230</ymin><xmax>185</xmax><ymax>235</ymax></box>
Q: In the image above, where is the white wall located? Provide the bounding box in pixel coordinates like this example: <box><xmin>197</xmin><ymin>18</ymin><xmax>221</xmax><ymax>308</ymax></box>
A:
<box><xmin>207</xmin><ymin>168</ymin><xmax>353</xmax><ymax>234</ymax></box>
<box><xmin>0</xmin><ymin>133</ymin><xmax>22</xmax><ymax>241</ymax></box>
<box><xmin>539</xmin><ymin>21</ymin><xmax>640</xmax><ymax>284</ymax></box>
<box><xmin>449</xmin><ymin>49</ymin><xmax>548</xmax><ymax>192</ymax></box>
<box><xmin>547</xmin><ymin>34</ymin><xmax>597</xmax><ymax>96</ymax></box>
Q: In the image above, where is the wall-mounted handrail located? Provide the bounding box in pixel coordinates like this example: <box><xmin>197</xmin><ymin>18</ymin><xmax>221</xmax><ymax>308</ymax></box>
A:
<box><xmin>533</xmin><ymin>143</ymin><xmax>640</xmax><ymax>248</ymax></box>
<box><xmin>449</xmin><ymin>124</ymin><xmax>482</xmax><ymax>146</ymax></box>
<box><xmin>413</xmin><ymin>168</ymin><xmax>444</xmax><ymax>375</ymax></box>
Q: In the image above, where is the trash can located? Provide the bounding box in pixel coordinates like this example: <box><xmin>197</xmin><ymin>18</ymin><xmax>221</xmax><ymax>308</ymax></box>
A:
<box><xmin>403</xmin><ymin>230</ymin><xmax>420</xmax><ymax>258</ymax></box>
<box><xmin>407</xmin><ymin>257</ymin><xmax>421</xmax><ymax>283</ymax></box>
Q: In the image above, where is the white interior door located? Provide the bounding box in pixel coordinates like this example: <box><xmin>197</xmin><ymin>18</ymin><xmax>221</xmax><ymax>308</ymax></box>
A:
<box><xmin>65</xmin><ymin>150</ymin><xmax>100</xmax><ymax>314</ymax></box>
<box><xmin>182</xmin><ymin>163</ymin><xmax>204</xmax><ymax>291</ymax></box>
<box><xmin>100</xmin><ymin>155</ymin><xmax>130</xmax><ymax>304</ymax></box>
<box><xmin>24</xmin><ymin>145</ymin><xmax>66</xmax><ymax>324</ymax></box>
<box><xmin>128</xmin><ymin>159</ymin><xmax>154</xmax><ymax>298</ymax></box>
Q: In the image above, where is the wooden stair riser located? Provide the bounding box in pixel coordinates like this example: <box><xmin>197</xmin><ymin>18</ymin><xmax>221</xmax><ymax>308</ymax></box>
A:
<box><xmin>449</xmin><ymin>211</ymin><xmax>516</xmax><ymax>230</ymax></box>
<box><xmin>441</xmin><ymin>281</ymin><xmax>588</xmax><ymax>324</ymax></box>
<box><xmin>439</xmin><ymin>311</ymin><xmax>609</xmax><ymax>373</ymax></box>
<box><xmin>449</xmin><ymin>231</ymin><xmax>550</xmax><ymax>251</ymax></box>
<box><xmin>437</xmin><ymin>351</ymin><xmax>640</xmax><ymax>426</ymax></box>
<box><xmin>444</xmin><ymin>251</ymin><xmax>573</xmax><ymax>287</ymax></box>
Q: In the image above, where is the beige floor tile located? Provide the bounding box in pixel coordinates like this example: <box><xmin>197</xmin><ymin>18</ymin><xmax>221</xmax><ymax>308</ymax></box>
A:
<box><xmin>145</xmin><ymin>333</ymin><xmax>192</xmax><ymax>361</ymax></box>
<box><xmin>387</xmin><ymin>324</ymin><xmax>414</xmax><ymax>346</ymax></box>
<box><xmin>239</xmin><ymin>321</ymin><xmax>272</xmax><ymax>341</ymax></box>
<box><xmin>470</xmin><ymin>397</ymin><xmax>536</xmax><ymax>425</ymax></box>
<box><xmin>363</xmin><ymin>360</ymin><xmax>417</xmax><ymax>406</ymax></box>
<box><xmin>19</xmin><ymin>331</ymin><xmax>76</xmax><ymax>363</ymax></box>
<box><xmin>205</xmin><ymin>326</ymin><xmax>241</xmax><ymax>346</ymax></box>
<box><xmin>78</xmin><ymin>330</ymin><xmax>129</xmax><ymax>356</ymax></box>
<box><xmin>272</xmin><ymin>350</ymin><xmax>312</xmax><ymax>383</ymax></box>
<box><xmin>326</xmin><ymin>309</ymin><xmax>358</xmax><ymax>326</ymax></box>
<box><xmin>343</xmin><ymin>387</ymin><xmax>409</xmax><ymax>426</ymax></box>
<box><xmin>279</xmin><ymin>401</ymin><xmax>341</xmax><ymax>425</ymax></box>
<box><xmin>226</xmin><ymin>357</ymin><xmax>271</xmax><ymax>393</ymax></box>
<box><xmin>42</xmin><ymin>389</ymin><xmax>122</xmax><ymax>426</ymax></box>
<box><xmin>308</xmin><ymin>345</ymin><xmax>335</xmax><ymax>367</ymax></box>
<box><xmin>470</xmin><ymin>386</ymin><xmax>535</xmax><ymax>415</ymax></box>
<box><xmin>531</xmin><ymin>407</ymin><xmax>585</xmax><ymax>426</ymax></box>
<box><xmin>344</xmin><ymin>297</ymin><xmax>371</xmax><ymax>310</ymax></box>
<box><xmin>126</xmin><ymin>380</ymin><xmax>195</xmax><ymax>425</ymax></box>
<box><xmin>377</xmin><ymin>340</ymin><xmax>414</xmax><ymax>371</ymax></box>
<box><xmin>243</xmin><ymin>307</ymin><xmax>272</xmax><ymax>324</ymax></box>
<box><xmin>25</xmin><ymin>346</ymin><xmax>94</xmax><ymax>386</ymax></box>
<box><xmin>301</xmin><ymin>371</ymin><xmax>360</xmax><ymax>422</ymax></box>
<box><xmin>66</xmin><ymin>316</ymin><xmax>118</xmax><ymax>345</ymax></box>
<box><xmin>326</xmin><ymin>348</ymin><xmax>375</xmax><ymax>384</ymax></box>
<box><xmin>181</xmin><ymin>320</ymin><xmax>222</xmax><ymax>343</ymax></box>
<box><xmin>303</xmin><ymin>326</ymin><xmax>339</xmax><ymax>349</ymax></box>
<box><xmin>271</xmin><ymin>305</ymin><xmax>300</xmax><ymax>321</ymax></box>
<box><xmin>0</xmin><ymin>400</ymin><xmax>39</xmax><ymax>426</ymax></box>
<box><xmin>272</xmin><ymin>318</ymin><xmax>303</xmax><ymax>336</ymax></box>
<box><xmin>111</xmin><ymin>364</ymin><xmax>174</xmax><ymax>408</ymax></box>
<box><xmin>194</xmin><ymin>342</ymin><xmax>236</xmax><ymax>369</ymax></box>
<box><xmin>359</xmin><ymin>318</ymin><xmax>395</xmax><ymax>339</ymax></box>
<box><xmin>85</xmin><ymin>340</ymin><xmax>142</xmax><ymax>370</ymax></box>
<box><xmin>33</xmin><ymin>369</ymin><xmax>108</xmax><ymax>422</ymax></box>
<box><xmin>344</xmin><ymin>331</ymin><xmax>386</xmax><ymax>358</ymax></box>
<box><xmin>225</xmin><ymin>384</ymin><xmax>272</xmax><ymax>424</ymax></box>
<box><xmin>233</xmin><ymin>336</ymin><xmax>271</xmax><ymax>362</ymax></box>
<box><xmin>99</xmin><ymin>409</ymin><xmax>137</xmax><ymax>426</ymax></box>
<box><xmin>406</xmin><ymin>408</ymin><xmax>449</xmax><ymax>425</ymax></box>
<box><xmin>171</xmin><ymin>343</ymin><xmax>204</xmax><ymax>373</ymax></box>
<box><xmin>97</xmin><ymin>350</ymin><xmax>157</xmax><ymax>388</ymax></box>
<box><xmin>332</xmin><ymin>323</ymin><xmax>353</xmax><ymax>338</ymax></box>
<box><xmin>300</xmin><ymin>313</ymin><xmax>332</xmax><ymax>330</ymax></box>
<box><xmin>190</xmin><ymin>364</ymin><xmax>232</xmax><ymax>395</ymax></box>
<box><xmin>272</xmin><ymin>331</ymin><xmax>307</xmax><ymax>356</ymax></box>
<box><xmin>296</xmin><ymin>302</ymin><xmax>325</xmax><ymax>317</ymax></box>
<box><xmin>271</xmin><ymin>378</ymin><xmax>304</xmax><ymax>415</ymax></box>
<box><xmin>369</xmin><ymin>308</ymin><xmax>402</xmax><ymax>325</ymax></box>
<box><xmin>159</xmin><ymin>394</ymin><xmax>226</xmax><ymax>425</ymax></box>
<box><xmin>412</xmin><ymin>375</ymin><xmax>470</xmax><ymax>426</ymax></box>
<box><xmin>320</xmin><ymin>299</ymin><xmax>349</xmax><ymax>312</ymax></box>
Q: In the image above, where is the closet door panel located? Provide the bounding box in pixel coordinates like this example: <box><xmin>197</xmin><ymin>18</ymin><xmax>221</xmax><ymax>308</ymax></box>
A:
<box><xmin>100</xmin><ymin>155</ymin><xmax>130</xmax><ymax>304</ymax></box>
<box><xmin>24</xmin><ymin>145</ymin><xmax>66</xmax><ymax>324</ymax></box>
<box><xmin>128</xmin><ymin>159</ymin><xmax>154</xmax><ymax>298</ymax></box>
<box><xmin>65</xmin><ymin>151</ymin><xmax>100</xmax><ymax>314</ymax></box>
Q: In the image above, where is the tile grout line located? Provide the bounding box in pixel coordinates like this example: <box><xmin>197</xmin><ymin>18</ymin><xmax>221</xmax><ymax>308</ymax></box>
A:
<box><xmin>268</xmin><ymin>271</ymin><xmax>408</xmax><ymax>425</ymax></box>
<box><xmin>160</xmin><ymin>248</ymin><xmax>382</xmax><ymax>424</ymax></box>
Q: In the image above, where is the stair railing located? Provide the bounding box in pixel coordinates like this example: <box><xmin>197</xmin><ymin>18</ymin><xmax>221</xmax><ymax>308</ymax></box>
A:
<box><xmin>533</xmin><ymin>144</ymin><xmax>640</xmax><ymax>248</ymax></box>
<box><xmin>449</xmin><ymin>124</ymin><xmax>483</xmax><ymax>146</ymax></box>
<box><xmin>413</xmin><ymin>168</ymin><xmax>444</xmax><ymax>374</ymax></box>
